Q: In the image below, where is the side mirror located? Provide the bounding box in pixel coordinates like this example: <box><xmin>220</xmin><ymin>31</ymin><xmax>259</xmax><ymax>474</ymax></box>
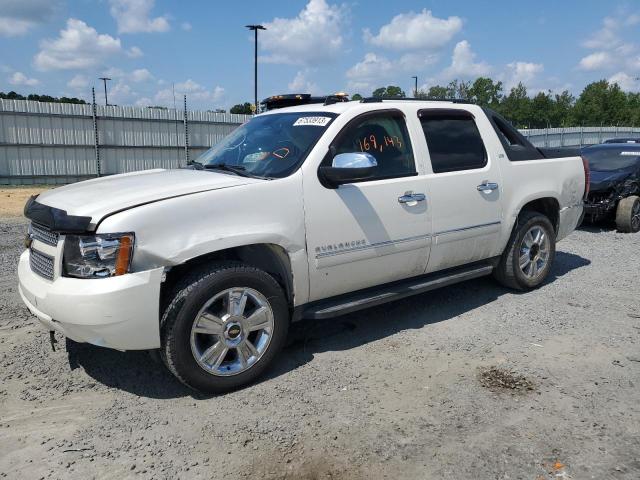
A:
<box><xmin>318</xmin><ymin>152</ymin><xmax>378</xmax><ymax>188</ymax></box>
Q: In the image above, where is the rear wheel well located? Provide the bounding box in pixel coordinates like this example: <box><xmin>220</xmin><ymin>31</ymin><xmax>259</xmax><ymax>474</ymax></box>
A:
<box><xmin>520</xmin><ymin>198</ymin><xmax>560</xmax><ymax>234</ymax></box>
<box><xmin>160</xmin><ymin>244</ymin><xmax>294</xmax><ymax>312</ymax></box>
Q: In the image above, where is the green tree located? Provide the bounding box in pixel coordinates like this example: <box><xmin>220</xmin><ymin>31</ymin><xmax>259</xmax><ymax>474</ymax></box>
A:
<box><xmin>550</xmin><ymin>91</ymin><xmax>574</xmax><ymax>127</ymax></box>
<box><xmin>0</xmin><ymin>91</ymin><xmax>26</xmax><ymax>100</ymax></box>
<box><xmin>372</xmin><ymin>85</ymin><xmax>405</xmax><ymax>98</ymax></box>
<box><xmin>572</xmin><ymin>80</ymin><xmax>627</xmax><ymax>126</ymax></box>
<box><xmin>230</xmin><ymin>102</ymin><xmax>253</xmax><ymax>114</ymax></box>
<box><xmin>498</xmin><ymin>83</ymin><xmax>532</xmax><ymax>127</ymax></box>
<box><xmin>351</xmin><ymin>93</ymin><xmax>363</xmax><ymax>101</ymax></box>
<box><xmin>0</xmin><ymin>91</ymin><xmax>85</xmax><ymax>104</ymax></box>
<box><xmin>417</xmin><ymin>85</ymin><xmax>448</xmax><ymax>99</ymax></box>
<box><xmin>530</xmin><ymin>91</ymin><xmax>554</xmax><ymax>128</ymax></box>
<box><xmin>468</xmin><ymin>77</ymin><xmax>503</xmax><ymax>108</ymax></box>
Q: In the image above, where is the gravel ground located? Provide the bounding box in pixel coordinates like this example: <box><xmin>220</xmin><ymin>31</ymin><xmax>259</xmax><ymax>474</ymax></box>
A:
<box><xmin>1</xmin><ymin>216</ymin><xmax>639</xmax><ymax>479</ymax></box>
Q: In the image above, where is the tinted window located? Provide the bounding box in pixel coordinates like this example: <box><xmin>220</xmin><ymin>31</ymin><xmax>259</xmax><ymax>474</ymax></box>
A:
<box><xmin>419</xmin><ymin>110</ymin><xmax>486</xmax><ymax>173</ymax></box>
<box><xmin>326</xmin><ymin>112</ymin><xmax>416</xmax><ymax>180</ymax></box>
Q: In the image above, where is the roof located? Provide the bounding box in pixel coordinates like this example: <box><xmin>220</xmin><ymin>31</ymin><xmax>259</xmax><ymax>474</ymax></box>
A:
<box><xmin>258</xmin><ymin>99</ymin><xmax>476</xmax><ymax>116</ymax></box>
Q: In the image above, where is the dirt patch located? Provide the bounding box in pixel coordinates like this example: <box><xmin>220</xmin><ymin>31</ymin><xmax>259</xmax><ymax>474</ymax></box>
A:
<box><xmin>477</xmin><ymin>366</ymin><xmax>536</xmax><ymax>393</ymax></box>
<box><xmin>0</xmin><ymin>187</ymin><xmax>50</xmax><ymax>217</ymax></box>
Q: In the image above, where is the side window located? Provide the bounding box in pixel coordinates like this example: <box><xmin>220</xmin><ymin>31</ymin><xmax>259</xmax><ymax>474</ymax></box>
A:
<box><xmin>326</xmin><ymin>113</ymin><xmax>416</xmax><ymax>180</ymax></box>
<box><xmin>419</xmin><ymin>109</ymin><xmax>487</xmax><ymax>174</ymax></box>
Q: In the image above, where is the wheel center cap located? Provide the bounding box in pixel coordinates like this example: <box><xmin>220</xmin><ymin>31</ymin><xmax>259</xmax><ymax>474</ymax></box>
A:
<box><xmin>530</xmin><ymin>243</ymin><xmax>540</xmax><ymax>260</ymax></box>
<box><xmin>226</xmin><ymin>322</ymin><xmax>242</xmax><ymax>339</ymax></box>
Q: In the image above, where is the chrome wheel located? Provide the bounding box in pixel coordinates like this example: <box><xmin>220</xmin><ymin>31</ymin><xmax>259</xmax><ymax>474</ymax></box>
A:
<box><xmin>632</xmin><ymin>200</ymin><xmax>640</xmax><ymax>231</ymax></box>
<box><xmin>190</xmin><ymin>287</ymin><xmax>274</xmax><ymax>376</ymax></box>
<box><xmin>519</xmin><ymin>226</ymin><xmax>550</xmax><ymax>279</ymax></box>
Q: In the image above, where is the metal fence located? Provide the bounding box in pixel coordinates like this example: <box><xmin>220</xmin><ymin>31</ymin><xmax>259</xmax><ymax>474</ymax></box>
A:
<box><xmin>521</xmin><ymin>126</ymin><xmax>640</xmax><ymax>148</ymax></box>
<box><xmin>0</xmin><ymin>97</ymin><xmax>250</xmax><ymax>185</ymax></box>
<box><xmin>2</xmin><ymin>97</ymin><xmax>640</xmax><ymax>185</ymax></box>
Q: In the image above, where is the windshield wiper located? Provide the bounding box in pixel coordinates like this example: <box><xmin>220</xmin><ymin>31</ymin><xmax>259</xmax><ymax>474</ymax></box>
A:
<box><xmin>204</xmin><ymin>163</ymin><xmax>264</xmax><ymax>179</ymax></box>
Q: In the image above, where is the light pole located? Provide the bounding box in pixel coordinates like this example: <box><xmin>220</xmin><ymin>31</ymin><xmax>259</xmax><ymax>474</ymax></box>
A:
<box><xmin>98</xmin><ymin>77</ymin><xmax>111</xmax><ymax>106</ymax></box>
<box><xmin>411</xmin><ymin>76</ymin><xmax>418</xmax><ymax>98</ymax></box>
<box><xmin>245</xmin><ymin>24</ymin><xmax>266</xmax><ymax>113</ymax></box>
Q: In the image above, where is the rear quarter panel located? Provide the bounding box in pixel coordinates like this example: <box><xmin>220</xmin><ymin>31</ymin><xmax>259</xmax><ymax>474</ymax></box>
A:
<box><xmin>498</xmin><ymin>156</ymin><xmax>585</xmax><ymax>247</ymax></box>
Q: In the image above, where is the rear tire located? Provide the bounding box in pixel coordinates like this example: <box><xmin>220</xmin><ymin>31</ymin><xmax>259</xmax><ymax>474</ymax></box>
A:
<box><xmin>160</xmin><ymin>262</ymin><xmax>289</xmax><ymax>394</ymax></box>
<box><xmin>493</xmin><ymin>211</ymin><xmax>556</xmax><ymax>290</ymax></box>
<box><xmin>615</xmin><ymin>196</ymin><xmax>640</xmax><ymax>233</ymax></box>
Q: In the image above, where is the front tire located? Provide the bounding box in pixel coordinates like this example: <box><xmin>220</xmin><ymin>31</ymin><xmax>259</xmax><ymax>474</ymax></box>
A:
<box><xmin>615</xmin><ymin>195</ymin><xmax>640</xmax><ymax>233</ymax></box>
<box><xmin>161</xmin><ymin>262</ymin><xmax>289</xmax><ymax>394</ymax></box>
<box><xmin>493</xmin><ymin>211</ymin><xmax>556</xmax><ymax>290</ymax></box>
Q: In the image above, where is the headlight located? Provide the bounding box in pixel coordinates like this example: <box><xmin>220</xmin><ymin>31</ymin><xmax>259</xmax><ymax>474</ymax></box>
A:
<box><xmin>63</xmin><ymin>233</ymin><xmax>134</xmax><ymax>278</ymax></box>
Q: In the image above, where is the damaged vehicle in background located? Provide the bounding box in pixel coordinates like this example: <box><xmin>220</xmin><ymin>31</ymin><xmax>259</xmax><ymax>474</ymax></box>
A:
<box><xmin>582</xmin><ymin>143</ymin><xmax>640</xmax><ymax>232</ymax></box>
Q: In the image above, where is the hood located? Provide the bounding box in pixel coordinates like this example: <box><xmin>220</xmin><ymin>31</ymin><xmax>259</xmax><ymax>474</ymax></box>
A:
<box><xmin>589</xmin><ymin>167</ymin><xmax>635</xmax><ymax>193</ymax></box>
<box><xmin>35</xmin><ymin>169</ymin><xmax>260</xmax><ymax>226</ymax></box>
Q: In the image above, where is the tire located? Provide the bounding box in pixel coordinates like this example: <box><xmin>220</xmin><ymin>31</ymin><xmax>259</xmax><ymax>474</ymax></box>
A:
<box><xmin>493</xmin><ymin>211</ymin><xmax>556</xmax><ymax>291</ymax></box>
<box><xmin>615</xmin><ymin>196</ymin><xmax>640</xmax><ymax>233</ymax></box>
<box><xmin>160</xmin><ymin>262</ymin><xmax>289</xmax><ymax>394</ymax></box>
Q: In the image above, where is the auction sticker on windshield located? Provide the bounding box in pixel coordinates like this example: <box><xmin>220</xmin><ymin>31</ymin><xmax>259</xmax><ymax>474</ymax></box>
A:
<box><xmin>293</xmin><ymin>116</ymin><xmax>333</xmax><ymax>127</ymax></box>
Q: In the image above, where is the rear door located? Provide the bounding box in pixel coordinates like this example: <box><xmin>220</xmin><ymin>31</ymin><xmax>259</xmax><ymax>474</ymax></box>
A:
<box><xmin>418</xmin><ymin>108</ymin><xmax>504</xmax><ymax>273</ymax></box>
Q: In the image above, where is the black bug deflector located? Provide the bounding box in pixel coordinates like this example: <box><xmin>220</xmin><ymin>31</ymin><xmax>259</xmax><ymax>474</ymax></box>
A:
<box><xmin>24</xmin><ymin>195</ymin><xmax>92</xmax><ymax>233</ymax></box>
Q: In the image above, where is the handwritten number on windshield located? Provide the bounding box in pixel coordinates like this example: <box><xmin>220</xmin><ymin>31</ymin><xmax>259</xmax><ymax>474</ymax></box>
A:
<box><xmin>358</xmin><ymin>135</ymin><xmax>403</xmax><ymax>153</ymax></box>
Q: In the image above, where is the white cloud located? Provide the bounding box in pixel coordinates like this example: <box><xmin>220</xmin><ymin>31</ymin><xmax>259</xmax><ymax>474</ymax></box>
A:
<box><xmin>67</xmin><ymin>74</ymin><xmax>89</xmax><ymax>90</ymax></box>
<box><xmin>363</xmin><ymin>9</ymin><xmax>462</xmax><ymax>51</ymax></box>
<box><xmin>126</xmin><ymin>46</ymin><xmax>144</xmax><ymax>58</ymax></box>
<box><xmin>261</xmin><ymin>0</ymin><xmax>346</xmax><ymax>65</ymax></box>
<box><xmin>288</xmin><ymin>70</ymin><xmax>320</xmax><ymax>94</ymax></box>
<box><xmin>181</xmin><ymin>22</ymin><xmax>192</xmax><ymax>31</ymax></box>
<box><xmin>152</xmin><ymin>80</ymin><xmax>226</xmax><ymax>108</ymax></box>
<box><xmin>609</xmin><ymin>72</ymin><xmax>640</xmax><ymax>91</ymax></box>
<box><xmin>346</xmin><ymin>51</ymin><xmax>439</xmax><ymax>94</ymax></box>
<box><xmin>109</xmin><ymin>0</ymin><xmax>170</xmax><ymax>34</ymax></box>
<box><xmin>442</xmin><ymin>41</ymin><xmax>491</xmax><ymax>79</ymax></box>
<box><xmin>578</xmin><ymin>51</ymin><xmax>613</xmax><ymax>71</ymax></box>
<box><xmin>347</xmin><ymin>53</ymin><xmax>395</xmax><ymax>83</ymax></box>
<box><xmin>0</xmin><ymin>0</ymin><xmax>58</xmax><ymax>37</ymax></box>
<box><xmin>98</xmin><ymin>67</ymin><xmax>154</xmax><ymax>84</ymax></box>
<box><xmin>503</xmin><ymin>61</ymin><xmax>544</xmax><ymax>90</ymax></box>
<box><xmin>583</xmin><ymin>17</ymin><xmax>621</xmax><ymax>49</ymax></box>
<box><xmin>578</xmin><ymin>12</ymin><xmax>640</xmax><ymax>76</ymax></box>
<box><xmin>33</xmin><ymin>19</ymin><xmax>122</xmax><ymax>71</ymax></box>
<box><xmin>131</xmin><ymin>68</ymin><xmax>153</xmax><ymax>82</ymax></box>
<box><xmin>8</xmin><ymin>71</ymin><xmax>39</xmax><ymax>86</ymax></box>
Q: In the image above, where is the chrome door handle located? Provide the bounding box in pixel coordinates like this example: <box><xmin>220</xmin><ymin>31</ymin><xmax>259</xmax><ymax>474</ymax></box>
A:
<box><xmin>398</xmin><ymin>192</ymin><xmax>426</xmax><ymax>204</ymax></box>
<box><xmin>477</xmin><ymin>181</ymin><xmax>499</xmax><ymax>193</ymax></box>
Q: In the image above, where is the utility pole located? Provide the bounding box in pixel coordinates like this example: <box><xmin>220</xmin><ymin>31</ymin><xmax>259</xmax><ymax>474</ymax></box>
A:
<box><xmin>412</xmin><ymin>76</ymin><xmax>418</xmax><ymax>98</ymax></box>
<box><xmin>98</xmin><ymin>77</ymin><xmax>111</xmax><ymax>106</ymax></box>
<box><xmin>245</xmin><ymin>24</ymin><xmax>266</xmax><ymax>113</ymax></box>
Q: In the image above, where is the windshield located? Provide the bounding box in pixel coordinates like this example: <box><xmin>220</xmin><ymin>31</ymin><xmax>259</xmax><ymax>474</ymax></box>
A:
<box><xmin>194</xmin><ymin>112</ymin><xmax>337</xmax><ymax>178</ymax></box>
<box><xmin>585</xmin><ymin>149</ymin><xmax>640</xmax><ymax>171</ymax></box>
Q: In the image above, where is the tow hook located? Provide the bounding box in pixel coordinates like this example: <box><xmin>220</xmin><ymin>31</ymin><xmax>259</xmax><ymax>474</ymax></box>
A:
<box><xmin>49</xmin><ymin>331</ymin><xmax>58</xmax><ymax>351</ymax></box>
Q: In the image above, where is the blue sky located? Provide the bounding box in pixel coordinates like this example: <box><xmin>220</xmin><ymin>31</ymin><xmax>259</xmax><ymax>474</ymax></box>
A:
<box><xmin>1</xmin><ymin>0</ymin><xmax>639</xmax><ymax>110</ymax></box>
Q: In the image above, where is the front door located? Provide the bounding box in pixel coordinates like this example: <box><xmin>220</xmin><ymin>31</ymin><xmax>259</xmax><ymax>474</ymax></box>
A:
<box><xmin>303</xmin><ymin>110</ymin><xmax>432</xmax><ymax>302</ymax></box>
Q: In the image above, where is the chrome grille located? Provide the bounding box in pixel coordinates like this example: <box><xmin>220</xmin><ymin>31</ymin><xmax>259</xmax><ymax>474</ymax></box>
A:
<box><xmin>30</xmin><ymin>249</ymin><xmax>55</xmax><ymax>280</ymax></box>
<box><xmin>30</xmin><ymin>223</ymin><xmax>59</xmax><ymax>246</ymax></box>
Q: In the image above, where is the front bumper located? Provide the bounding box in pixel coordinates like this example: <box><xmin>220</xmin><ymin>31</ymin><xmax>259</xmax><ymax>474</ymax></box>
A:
<box><xmin>17</xmin><ymin>250</ymin><xmax>164</xmax><ymax>350</ymax></box>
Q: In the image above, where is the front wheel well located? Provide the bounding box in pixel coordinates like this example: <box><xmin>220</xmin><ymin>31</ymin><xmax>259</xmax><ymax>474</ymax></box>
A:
<box><xmin>160</xmin><ymin>244</ymin><xmax>294</xmax><ymax>312</ymax></box>
<box><xmin>520</xmin><ymin>197</ymin><xmax>560</xmax><ymax>234</ymax></box>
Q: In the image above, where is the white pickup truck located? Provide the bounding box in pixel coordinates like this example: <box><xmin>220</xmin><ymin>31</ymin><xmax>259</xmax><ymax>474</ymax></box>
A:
<box><xmin>18</xmin><ymin>98</ymin><xmax>587</xmax><ymax>393</ymax></box>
